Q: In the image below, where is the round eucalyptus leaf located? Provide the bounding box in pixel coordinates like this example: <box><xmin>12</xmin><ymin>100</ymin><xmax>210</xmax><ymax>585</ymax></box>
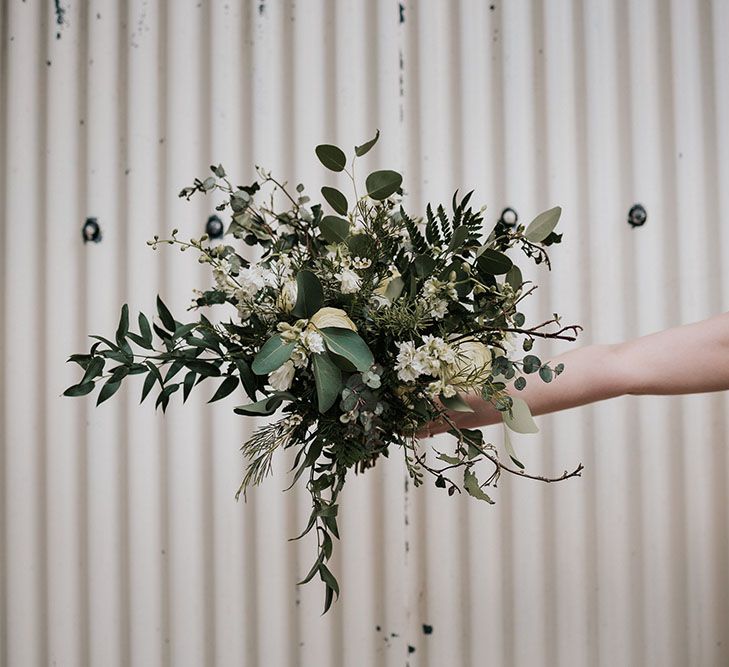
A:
<box><xmin>321</xmin><ymin>186</ymin><xmax>349</xmax><ymax>216</ymax></box>
<box><xmin>318</xmin><ymin>215</ymin><xmax>351</xmax><ymax>244</ymax></box>
<box><xmin>315</xmin><ymin>144</ymin><xmax>347</xmax><ymax>172</ymax></box>
<box><xmin>365</xmin><ymin>170</ymin><xmax>402</xmax><ymax>200</ymax></box>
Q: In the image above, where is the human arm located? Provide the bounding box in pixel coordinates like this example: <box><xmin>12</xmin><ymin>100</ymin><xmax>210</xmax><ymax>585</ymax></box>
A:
<box><xmin>420</xmin><ymin>310</ymin><xmax>729</xmax><ymax>437</ymax></box>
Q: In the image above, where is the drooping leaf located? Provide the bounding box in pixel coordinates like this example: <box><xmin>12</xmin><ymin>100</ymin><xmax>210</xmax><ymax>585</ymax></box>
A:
<box><xmin>502</xmin><ymin>396</ymin><xmax>539</xmax><ymax>434</ymax></box>
<box><xmin>292</xmin><ymin>270</ymin><xmax>324</xmax><ymax>318</ymax></box>
<box><xmin>524</xmin><ymin>206</ymin><xmax>562</xmax><ymax>243</ymax></box>
<box><xmin>505</xmin><ymin>264</ymin><xmax>523</xmax><ymax>291</ymax></box>
<box><xmin>463</xmin><ymin>468</ymin><xmax>495</xmax><ymax>503</ymax></box>
<box><xmin>233</xmin><ymin>391</ymin><xmax>296</xmax><ymax>416</ymax></box>
<box><xmin>234</xmin><ymin>359</ymin><xmax>258</xmax><ymax>400</ymax></box>
<box><xmin>321</xmin><ymin>187</ymin><xmax>349</xmax><ymax>216</ymax></box>
<box><xmin>503</xmin><ymin>425</ymin><xmax>525</xmax><ymax>469</ymax></box>
<box><xmin>63</xmin><ymin>381</ymin><xmax>95</xmax><ymax>397</ymax></box>
<box><xmin>80</xmin><ymin>357</ymin><xmax>105</xmax><ymax>384</ymax></box>
<box><xmin>354</xmin><ymin>129</ymin><xmax>380</xmax><ymax>157</ymax></box>
<box><xmin>251</xmin><ymin>334</ymin><xmax>296</xmax><ymax>375</ymax></box>
<box><xmin>315</xmin><ymin>144</ymin><xmax>347</xmax><ymax>172</ymax></box>
<box><xmin>140</xmin><ymin>372</ymin><xmax>156</xmax><ymax>403</ymax></box>
<box><xmin>312</xmin><ymin>352</ymin><xmax>342</xmax><ymax>413</ymax></box>
<box><xmin>318</xmin><ymin>215</ymin><xmax>350</xmax><ymax>244</ymax></box>
<box><xmin>183</xmin><ymin>371</ymin><xmax>197</xmax><ymax>403</ymax></box>
<box><xmin>319</xmin><ymin>328</ymin><xmax>374</xmax><ymax>372</ymax></box>
<box><xmin>97</xmin><ymin>378</ymin><xmax>122</xmax><ymax>406</ymax></box>
<box><xmin>156</xmin><ymin>295</ymin><xmax>176</xmax><ymax>332</ymax></box>
<box><xmin>209</xmin><ymin>375</ymin><xmax>239</xmax><ymax>403</ymax></box>
<box><xmin>365</xmin><ymin>170</ymin><xmax>402</xmax><ymax>200</ymax></box>
<box><xmin>439</xmin><ymin>392</ymin><xmax>475</xmax><ymax>413</ymax></box>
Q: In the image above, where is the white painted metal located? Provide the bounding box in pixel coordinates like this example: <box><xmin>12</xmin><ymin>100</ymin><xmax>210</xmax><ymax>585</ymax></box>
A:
<box><xmin>1</xmin><ymin>1</ymin><xmax>728</xmax><ymax>665</ymax></box>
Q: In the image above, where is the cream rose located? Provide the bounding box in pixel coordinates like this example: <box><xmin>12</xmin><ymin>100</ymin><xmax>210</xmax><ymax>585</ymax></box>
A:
<box><xmin>308</xmin><ymin>307</ymin><xmax>357</xmax><ymax>332</ymax></box>
<box><xmin>373</xmin><ymin>269</ymin><xmax>402</xmax><ymax>302</ymax></box>
<box><xmin>443</xmin><ymin>340</ymin><xmax>492</xmax><ymax>387</ymax></box>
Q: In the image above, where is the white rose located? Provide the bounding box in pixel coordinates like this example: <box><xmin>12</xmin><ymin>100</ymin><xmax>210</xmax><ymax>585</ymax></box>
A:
<box><xmin>443</xmin><ymin>340</ymin><xmax>492</xmax><ymax>387</ymax></box>
<box><xmin>308</xmin><ymin>307</ymin><xmax>357</xmax><ymax>332</ymax></box>
<box><xmin>268</xmin><ymin>360</ymin><xmax>296</xmax><ymax>391</ymax></box>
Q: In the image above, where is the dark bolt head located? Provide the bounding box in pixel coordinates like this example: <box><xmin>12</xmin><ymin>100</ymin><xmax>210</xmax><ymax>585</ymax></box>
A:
<box><xmin>499</xmin><ymin>207</ymin><xmax>518</xmax><ymax>227</ymax></box>
<box><xmin>82</xmin><ymin>217</ymin><xmax>101</xmax><ymax>243</ymax></box>
<box><xmin>206</xmin><ymin>214</ymin><xmax>224</xmax><ymax>239</ymax></box>
<box><xmin>628</xmin><ymin>204</ymin><xmax>647</xmax><ymax>228</ymax></box>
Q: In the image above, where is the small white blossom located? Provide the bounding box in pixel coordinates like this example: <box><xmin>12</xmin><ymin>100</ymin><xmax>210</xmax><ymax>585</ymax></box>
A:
<box><xmin>351</xmin><ymin>256</ymin><xmax>372</xmax><ymax>270</ymax></box>
<box><xmin>300</xmin><ymin>329</ymin><xmax>325</xmax><ymax>354</ymax></box>
<box><xmin>337</xmin><ymin>268</ymin><xmax>361</xmax><ymax>294</ymax></box>
<box><xmin>268</xmin><ymin>360</ymin><xmax>296</xmax><ymax>391</ymax></box>
<box><xmin>429</xmin><ymin>299</ymin><xmax>449</xmax><ymax>319</ymax></box>
<box><xmin>290</xmin><ymin>346</ymin><xmax>309</xmax><ymax>369</ymax></box>
<box><xmin>236</xmin><ymin>266</ymin><xmax>271</xmax><ymax>298</ymax></box>
<box><xmin>394</xmin><ymin>342</ymin><xmax>424</xmax><ymax>382</ymax></box>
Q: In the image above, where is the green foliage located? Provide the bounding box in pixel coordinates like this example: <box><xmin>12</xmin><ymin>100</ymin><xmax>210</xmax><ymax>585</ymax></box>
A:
<box><xmin>64</xmin><ymin>134</ymin><xmax>582</xmax><ymax>615</ymax></box>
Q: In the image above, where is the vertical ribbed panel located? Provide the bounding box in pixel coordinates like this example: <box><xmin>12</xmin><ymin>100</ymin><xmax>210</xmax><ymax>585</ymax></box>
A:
<box><xmin>1</xmin><ymin>1</ymin><xmax>728</xmax><ymax>665</ymax></box>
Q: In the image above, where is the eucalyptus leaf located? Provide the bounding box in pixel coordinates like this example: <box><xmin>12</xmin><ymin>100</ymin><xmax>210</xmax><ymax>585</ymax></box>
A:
<box><xmin>524</xmin><ymin>206</ymin><xmax>562</xmax><ymax>243</ymax></box>
<box><xmin>477</xmin><ymin>249</ymin><xmax>513</xmax><ymax>275</ymax></box>
<box><xmin>318</xmin><ymin>215</ymin><xmax>350</xmax><ymax>244</ymax></box>
<box><xmin>505</xmin><ymin>264</ymin><xmax>523</xmax><ymax>291</ymax></box>
<box><xmin>319</xmin><ymin>328</ymin><xmax>374</xmax><ymax>372</ymax></box>
<box><xmin>354</xmin><ymin>129</ymin><xmax>380</xmax><ymax>157</ymax></box>
<box><xmin>312</xmin><ymin>352</ymin><xmax>342</xmax><ymax>413</ymax></box>
<box><xmin>292</xmin><ymin>270</ymin><xmax>324</xmax><ymax>318</ymax></box>
<box><xmin>365</xmin><ymin>170</ymin><xmax>402</xmax><ymax>200</ymax></box>
<box><xmin>502</xmin><ymin>396</ymin><xmax>539</xmax><ymax>434</ymax></box>
<box><xmin>321</xmin><ymin>187</ymin><xmax>349</xmax><ymax>216</ymax></box>
<box><xmin>315</xmin><ymin>144</ymin><xmax>347</xmax><ymax>172</ymax></box>
<box><xmin>251</xmin><ymin>334</ymin><xmax>296</xmax><ymax>375</ymax></box>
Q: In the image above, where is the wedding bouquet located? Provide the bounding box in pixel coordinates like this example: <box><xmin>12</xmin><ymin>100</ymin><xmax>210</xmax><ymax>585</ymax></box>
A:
<box><xmin>65</xmin><ymin>131</ymin><xmax>582</xmax><ymax>612</ymax></box>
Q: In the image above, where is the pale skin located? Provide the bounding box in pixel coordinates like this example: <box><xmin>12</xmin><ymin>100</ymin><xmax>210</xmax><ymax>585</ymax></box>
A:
<box><xmin>418</xmin><ymin>310</ymin><xmax>729</xmax><ymax>437</ymax></box>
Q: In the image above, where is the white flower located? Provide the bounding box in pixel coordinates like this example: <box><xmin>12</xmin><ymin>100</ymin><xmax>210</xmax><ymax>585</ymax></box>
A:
<box><xmin>277</xmin><ymin>279</ymin><xmax>298</xmax><ymax>313</ymax></box>
<box><xmin>268</xmin><ymin>360</ymin><xmax>296</xmax><ymax>391</ymax></box>
<box><xmin>300</xmin><ymin>330</ymin><xmax>325</xmax><ymax>354</ymax></box>
<box><xmin>443</xmin><ymin>339</ymin><xmax>493</xmax><ymax>387</ymax></box>
<box><xmin>429</xmin><ymin>298</ymin><xmax>449</xmax><ymax>319</ymax></box>
<box><xmin>337</xmin><ymin>268</ymin><xmax>361</xmax><ymax>294</ymax></box>
<box><xmin>290</xmin><ymin>346</ymin><xmax>308</xmax><ymax>369</ymax></box>
<box><xmin>308</xmin><ymin>307</ymin><xmax>357</xmax><ymax>331</ymax></box>
<box><xmin>394</xmin><ymin>342</ymin><xmax>424</xmax><ymax>382</ymax></box>
<box><xmin>237</xmin><ymin>266</ymin><xmax>270</xmax><ymax>298</ymax></box>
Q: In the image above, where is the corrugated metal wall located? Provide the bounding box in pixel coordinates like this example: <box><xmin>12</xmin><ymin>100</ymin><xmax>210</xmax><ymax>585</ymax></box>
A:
<box><xmin>1</xmin><ymin>0</ymin><xmax>728</xmax><ymax>665</ymax></box>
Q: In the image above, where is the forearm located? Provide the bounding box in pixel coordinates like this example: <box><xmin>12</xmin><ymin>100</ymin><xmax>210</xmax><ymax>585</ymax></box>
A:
<box><xmin>450</xmin><ymin>342</ymin><xmax>625</xmax><ymax>431</ymax></box>
<box><xmin>617</xmin><ymin>310</ymin><xmax>729</xmax><ymax>395</ymax></box>
<box><xmin>425</xmin><ymin>310</ymin><xmax>729</xmax><ymax>435</ymax></box>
